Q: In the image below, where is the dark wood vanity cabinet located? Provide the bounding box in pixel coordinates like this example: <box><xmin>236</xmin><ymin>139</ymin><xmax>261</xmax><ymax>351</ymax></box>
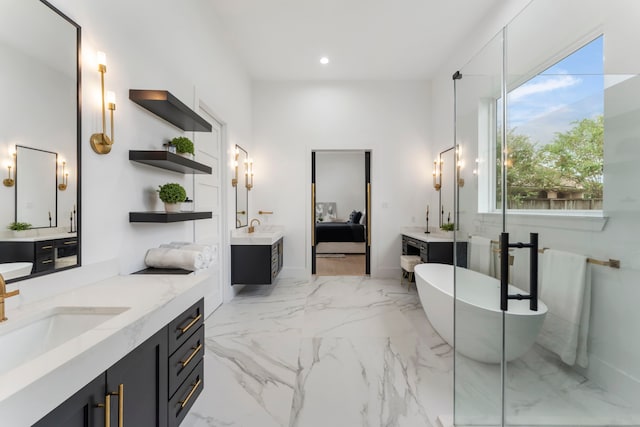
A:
<box><xmin>34</xmin><ymin>299</ymin><xmax>205</xmax><ymax>427</ymax></box>
<box><xmin>0</xmin><ymin>237</ymin><xmax>78</xmax><ymax>275</ymax></box>
<box><xmin>402</xmin><ymin>235</ymin><xmax>468</xmax><ymax>267</ymax></box>
<box><xmin>231</xmin><ymin>238</ymin><xmax>284</xmax><ymax>285</ymax></box>
<box><xmin>33</xmin><ymin>374</ymin><xmax>107</xmax><ymax>427</ymax></box>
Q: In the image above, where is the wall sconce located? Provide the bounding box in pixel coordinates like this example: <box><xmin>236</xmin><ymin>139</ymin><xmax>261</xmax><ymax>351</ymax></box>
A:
<box><xmin>245</xmin><ymin>158</ymin><xmax>254</xmax><ymax>190</ymax></box>
<box><xmin>432</xmin><ymin>159</ymin><xmax>442</xmax><ymax>191</ymax></box>
<box><xmin>456</xmin><ymin>145</ymin><xmax>465</xmax><ymax>187</ymax></box>
<box><xmin>3</xmin><ymin>151</ymin><xmax>15</xmax><ymax>187</ymax></box>
<box><xmin>90</xmin><ymin>51</ymin><xmax>115</xmax><ymax>155</ymax></box>
<box><xmin>231</xmin><ymin>147</ymin><xmax>239</xmax><ymax>187</ymax></box>
<box><xmin>58</xmin><ymin>161</ymin><xmax>68</xmax><ymax>191</ymax></box>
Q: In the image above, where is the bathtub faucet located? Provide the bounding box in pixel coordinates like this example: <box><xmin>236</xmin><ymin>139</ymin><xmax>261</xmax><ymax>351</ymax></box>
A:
<box><xmin>0</xmin><ymin>273</ymin><xmax>20</xmax><ymax>322</ymax></box>
<box><xmin>500</xmin><ymin>232</ymin><xmax>538</xmax><ymax>312</ymax></box>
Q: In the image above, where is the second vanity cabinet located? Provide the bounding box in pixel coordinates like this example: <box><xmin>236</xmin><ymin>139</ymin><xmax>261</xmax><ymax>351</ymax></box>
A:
<box><xmin>402</xmin><ymin>234</ymin><xmax>468</xmax><ymax>267</ymax></box>
<box><xmin>231</xmin><ymin>237</ymin><xmax>284</xmax><ymax>285</ymax></box>
<box><xmin>33</xmin><ymin>299</ymin><xmax>204</xmax><ymax>427</ymax></box>
<box><xmin>0</xmin><ymin>236</ymin><xmax>78</xmax><ymax>275</ymax></box>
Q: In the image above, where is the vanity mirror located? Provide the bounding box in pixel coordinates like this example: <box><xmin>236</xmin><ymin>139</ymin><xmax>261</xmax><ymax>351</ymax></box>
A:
<box><xmin>0</xmin><ymin>0</ymin><xmax>81</xmax><ymax>282</ymax></box>
<box><xmin>235</xmin><ymin>145</ymin><xmax>248</xmax><ymax>228</ymax></box>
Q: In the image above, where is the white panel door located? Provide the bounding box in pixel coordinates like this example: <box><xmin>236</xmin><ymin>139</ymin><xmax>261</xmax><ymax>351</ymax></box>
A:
<box><xmin>194</xmin><ymin>106</ymin><xmax>223</xmax><ymax>316</ymax></box>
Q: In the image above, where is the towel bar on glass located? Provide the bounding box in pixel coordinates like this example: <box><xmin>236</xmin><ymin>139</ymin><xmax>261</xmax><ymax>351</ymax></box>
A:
<box><xmin>538</xmin><ymin>248</ymin><xmax>620</xmax><ymax>269</ymax></box>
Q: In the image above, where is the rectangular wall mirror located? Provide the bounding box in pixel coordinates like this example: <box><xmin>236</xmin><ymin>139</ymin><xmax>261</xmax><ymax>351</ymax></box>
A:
<box><xmin>235</xmin><ymin>145</ymin><xmax>248</xmax><ymax>228</ymax></box>
<box><xmin>0</xmin><ymin>0</ymin><xmax>81</xmax><ymax>282</ymax></box>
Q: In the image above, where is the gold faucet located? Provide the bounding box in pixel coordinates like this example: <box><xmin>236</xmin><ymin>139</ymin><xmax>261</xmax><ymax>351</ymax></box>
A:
<box><xmin>248</xmin><ymin>218</ymin><xmax>261</xmax><ymax>233</ymax></box>
<box><xmin>0</xmin><ymin>273</ymin><xmax>20</xmax><ymax>322</ymax></box>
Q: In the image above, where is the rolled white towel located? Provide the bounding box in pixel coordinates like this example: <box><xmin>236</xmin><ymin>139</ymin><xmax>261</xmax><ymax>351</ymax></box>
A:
<box><xmin>144</xmin><ymin>248</ymin><xmax>204</xmax><ymax>271</ymax></box>
<box><xmin>171</xmin><ymin>243</ymin><xmax>213</xmax><ymax>266</ymax></box>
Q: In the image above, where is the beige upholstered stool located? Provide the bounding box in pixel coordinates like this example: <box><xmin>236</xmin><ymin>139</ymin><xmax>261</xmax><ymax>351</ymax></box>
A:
<box><xmin>400</xmin><ymin>255</ymin><xmax>422</xmax><ymax>289</ymax></box>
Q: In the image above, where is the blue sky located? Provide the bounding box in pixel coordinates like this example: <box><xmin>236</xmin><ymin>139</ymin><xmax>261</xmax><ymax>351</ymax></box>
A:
<box><xmin>507</xmin><ymin>36</ymin><xmax>603</xmax><ymax>145</ymax></box>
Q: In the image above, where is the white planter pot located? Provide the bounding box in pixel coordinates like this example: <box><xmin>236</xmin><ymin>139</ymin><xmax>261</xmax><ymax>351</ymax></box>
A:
<box><xmin>177</xmin><ymin>152</ymin><xmax>193</xmax><ymax>160</ymax></box>
<box><xmin>164</xmin><ymin>202</ymin><xmax>181</xmax><ymax>213</ymax></box>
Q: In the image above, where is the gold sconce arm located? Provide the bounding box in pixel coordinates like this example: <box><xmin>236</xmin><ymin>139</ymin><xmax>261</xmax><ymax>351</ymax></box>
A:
<box><xmin>245</xmin><ymin>158</ymin><xmax>254</xmax><ymax>190</ymax></box>
<box><xmin>232</xmin><ymin>148</ymin><xmax>239</xmax><ymax>187</ymax></box>
<box><xmin>58</xmin><ymin>161</ymin><xmax>68</xmax><ymax>191</ymax></box>
<box><xmin>90</xmin><ymin>52</ymin><xmax>115</xmax><ymax>155</ymax></box>
<box><xmin>3</xmin><ymin>165</ymin><xmax>14</xmax><ymax>188</ymax></box>
<box><xmin>432</xmin><ymin>159</ymin><xmax>442</xmax><ymax>191</ymax></box>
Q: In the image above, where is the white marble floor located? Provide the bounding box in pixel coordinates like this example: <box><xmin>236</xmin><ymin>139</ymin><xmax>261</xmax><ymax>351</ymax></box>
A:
<box><xmin>182</xmin><ymin>276</ymin><xmax>640</xmax><ymax>427</ymax></box>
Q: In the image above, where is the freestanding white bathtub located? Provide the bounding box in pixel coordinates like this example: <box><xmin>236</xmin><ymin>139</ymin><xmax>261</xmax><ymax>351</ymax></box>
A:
<box><xmin>414</xmin><ymin>263</ymin><xmax>547</xmax><ymax>363</ymax></box>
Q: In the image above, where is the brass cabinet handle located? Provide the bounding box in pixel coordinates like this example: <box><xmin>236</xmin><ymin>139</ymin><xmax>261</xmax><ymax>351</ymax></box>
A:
<box><xmin>178</xmin><ymin>313</ymin><xmax>202</xmax><ymax>334</ymax></box>
<box><xmin>64</xmin><ymin>240</ymin><xmax>78</xmax><ymax>245</ymax></box>
<box><xmin>258</xmin><ymin>210</ymin><xmax>273</xmax><ymax>214</ymax></box>
<box><xmin>97</xmin><ymin>394</ymin><xmax>111</xmax><ymax>427</ymax></box>
<box><xmin>179</xmin><ymin>378</ymin><xmax>202</xmax><ymax>409</ymax></box>
<box><xmin>41</xmin><ymin>259</ymin><xmax>53</xmax><ymax>264</ymax></box>
<box><xmin>41</xmin><ymin>245</ymin><xmax>53</xmax><ymax>250</ymax></box>
<box><xmin>180</xmin><ymin>343</ymin><xmax>203</xmax><ymax>368</ymax></box>
<box><xmin>107</xmin><ymin>383</ymin><xmax>124</xmax><ymax>427</ymax></box>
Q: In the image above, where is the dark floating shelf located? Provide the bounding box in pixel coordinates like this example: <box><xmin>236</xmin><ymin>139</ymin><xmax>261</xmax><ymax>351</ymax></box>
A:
<box><xmin>129</xmin><ymin>211</ymin><xmax>212</xmax><ymax>223</ymax></box>
<box><xmin>129</xmin><ymin>150</ymin><xmax>212</xmax><ymax>174</ymax></box>
<box><xmin>129</xmin><ymin>89</ymin><xmax>212</xmax><ymax>132</ymax></box>
<box><xmin>134</xmin><ymin>267</ymin><xmax>193</xmax><ymax>275</ymax></box>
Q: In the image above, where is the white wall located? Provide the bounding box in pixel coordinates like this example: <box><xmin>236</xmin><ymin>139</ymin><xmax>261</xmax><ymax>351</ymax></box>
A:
<box><xmin>252</xmin><ymin>81</ymin><xmax>431</xmax><ymax>278</ymax></box>
<box><xmin>315</xmin><ymin>151</ymin><xmax>365</xmax><ymax>219</ymax></box>
<box><xmin>430</xmin><ymin>0</ymin><xmax>640</xmax><ymax>406</ymax></box>
<box><xmin>8</xmin><ymin>0</ymin><xmax>252</xmax><ymax>303</ymax></box>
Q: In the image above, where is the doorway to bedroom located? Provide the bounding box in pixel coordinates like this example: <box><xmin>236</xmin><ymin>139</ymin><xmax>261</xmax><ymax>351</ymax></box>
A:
<box><xmin>312</xmin><ymin>150</ymin><xmax>371</xmax><ymax>276</ymax></box>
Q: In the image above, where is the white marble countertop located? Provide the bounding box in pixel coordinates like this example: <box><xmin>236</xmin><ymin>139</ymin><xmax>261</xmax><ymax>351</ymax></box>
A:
<box><xmin>0</xmin><ymin>272</ymin><xmax>208</xmax><ymax>426</ymax></box>
<box><xmin>401</xmin><ymin>227</ymin><xmax>460</xmax><ymax>243</ymax></box>
<box><xmin>0</xmin><ymin>232</ymin><xmax>77</xmax><ymax>242</ymax></box>
<box><xmin>231</xmin><ymin>225</ymin><xmax>284</xmax><ymax>245</ymax></box>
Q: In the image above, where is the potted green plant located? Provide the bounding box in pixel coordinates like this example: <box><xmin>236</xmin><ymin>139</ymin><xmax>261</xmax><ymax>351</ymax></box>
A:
<box><xmin>170</xmin><ymin>137</ymin><xmax>195</xmax><ymax>158</ymax></box>
<box><xmin>8</xmin><ymin>221</ymin><xmax>32</xmax><ymax>237</ymax></box>
<box><xmin>157</xmin><ymin>183</ymin><xmax>187</xmax><ymax>212</ymax></box>
<box><xmin>440</xmin><ymin>222</ymin><xmax>455</xmax><ymax>232</ymax></box>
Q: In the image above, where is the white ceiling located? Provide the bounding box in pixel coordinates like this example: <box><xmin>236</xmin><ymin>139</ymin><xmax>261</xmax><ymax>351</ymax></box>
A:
<box><xmin>208</xmin><ymin>0</ymin><xmax>506</xmax><ymax>80</ymax></box>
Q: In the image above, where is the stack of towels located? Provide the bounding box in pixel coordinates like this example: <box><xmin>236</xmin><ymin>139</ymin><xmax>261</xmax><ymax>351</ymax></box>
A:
<box><xmin>144</xmin><ymin>242</ymin><xmax>215</xmax><ymax>272</ymax></box>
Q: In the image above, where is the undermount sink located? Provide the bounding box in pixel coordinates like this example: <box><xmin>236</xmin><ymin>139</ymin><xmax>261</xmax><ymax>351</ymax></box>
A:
<box><xmin>0</xmin><ymin>306</ymin><xmax>129</xmax><ymax>376</ymax></box>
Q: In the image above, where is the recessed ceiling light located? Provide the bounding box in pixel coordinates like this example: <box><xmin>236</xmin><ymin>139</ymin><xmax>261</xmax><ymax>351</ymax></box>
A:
<box><xmin>320</xmin><ymin>57</ymin><xmax>330</xmax><ymax>65</ymax></box>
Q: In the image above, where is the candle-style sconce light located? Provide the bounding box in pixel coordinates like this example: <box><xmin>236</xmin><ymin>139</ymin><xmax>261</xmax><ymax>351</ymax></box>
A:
<box><xmin>245</xmin><ymin>158</ymin><xmax>254</xmax><ymax>190</ymax></box>
<box><xmin>3</xmin><ymin>150</ymin><xmax>15</xmax><ymax>187</ymax></box>
<box><xmin>432</xmin><ymin>159</ymin><xmax>442</xmax><ymax>191</ymax></box>
<box><xmin>456</xmin><ymin>145</ymin><xmax>465</xmax><ymax>188</ymax></box>
<box><xmin>58</xmin><ymin>161</ymin><xmax>68</xmax><ymax>191</ymax></box>
<box><xmin>90</xmin><ymin>51</ymin><xmax>116</xmax><ymax>155</ymax></box>
<box><xmin>231</xmin><ymin>147</ymin><xmax>239</xmax><ymax>187</ymax></box>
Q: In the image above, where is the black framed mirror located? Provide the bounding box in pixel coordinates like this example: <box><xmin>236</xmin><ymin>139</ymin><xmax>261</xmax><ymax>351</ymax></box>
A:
<box><xmin>235</xmin><ymin>145</ymin><xmax>248</xmax><ymax>228</ymax></box>
<box><xmin>0</xmin><ymin>0</ymin><xmax>81</xmax><ymax>282</ymax></box>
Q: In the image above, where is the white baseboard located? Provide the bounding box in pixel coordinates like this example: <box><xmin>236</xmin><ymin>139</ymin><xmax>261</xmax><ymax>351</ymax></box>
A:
<box><xmin>579</xmin><ymin>353</ymin><xmax>640</xmax><ymax>408</ymax></box>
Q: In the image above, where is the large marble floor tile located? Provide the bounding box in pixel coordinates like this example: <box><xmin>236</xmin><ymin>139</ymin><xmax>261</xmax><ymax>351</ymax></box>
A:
<box><xmin>289</xmin><ymin>336</ymin><xmax>442</xmax><ymax>427</ymax></box>
<box><xmin>302</xmin><ymin>277</ymin><xmax>418</xmax><ymax>338</ymax></box>
<box><xmin>454</xmin><ymin>345</ymin><xmax>640</xmax><ymax>426</ymax></box>
<box><xmin>205</xmin><ymin>280</ymin><xmax>308</xmax><ymax>339</ymax></box>
<box><xmin>183</xmin><ymin>336</ymin><xmax>300</xmax><ymax>427</ymax></box>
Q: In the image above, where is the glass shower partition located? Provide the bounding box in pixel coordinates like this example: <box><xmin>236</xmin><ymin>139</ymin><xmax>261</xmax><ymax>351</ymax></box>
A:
<box><xmin>453</xmin><ymin>30</ymin><xmax>505</xmax><ymax>427</ymax></box>
<box><xmin>454</xmin><ymin>0</ymin><xmax>640</xmax><ymax>426</ymax></box>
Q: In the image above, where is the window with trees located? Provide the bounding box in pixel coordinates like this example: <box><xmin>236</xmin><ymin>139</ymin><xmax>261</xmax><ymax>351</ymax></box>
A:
<box><xmin>496</xmin><ymin>36</ymin><xmax>604</xmax><ymax>212</ymax></box>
